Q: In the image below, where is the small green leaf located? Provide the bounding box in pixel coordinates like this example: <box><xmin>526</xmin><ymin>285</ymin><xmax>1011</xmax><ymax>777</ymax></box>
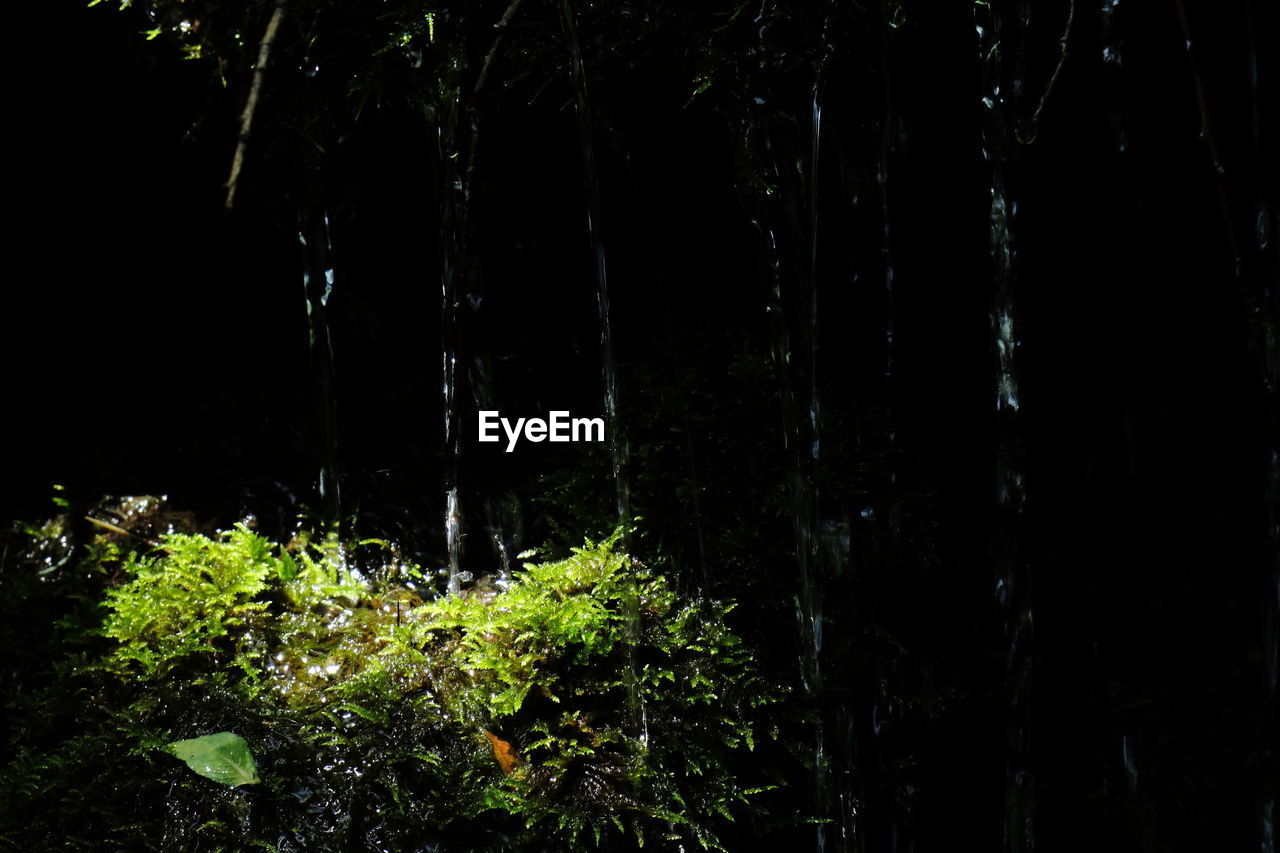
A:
<box><xmin>164</xmin><ymin>732</ymin><xmax>260</xmax><ymax>787</ymax></box>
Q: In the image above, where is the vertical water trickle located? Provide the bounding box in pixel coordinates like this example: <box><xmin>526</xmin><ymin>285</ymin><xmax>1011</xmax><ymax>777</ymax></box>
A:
<box><xmin>1245</xmin><ymin>1</ymin><xmax>1267</xmax><ymax>263</ymax></box>
<box><xmin>763</xmin><ymin>211</ymin><xmax>827</xmax><ymax>851</ymax></box>
<box><xmin>876</xmin><ymin>6</ymin><xmax>897</xmax><ymax>402</ymax></box>
<box><xmin>976</xmin><ymin>2</ymin><xmax>1034</xmax><ymax>851</ymax></box>
<box><xmin>1120</xmin><ymin>734</ymin><xmax>1138</xmax><ymax>794</ymax></box>
<box><xmin>805</xmin><ymin>85</ymin><xmax>829</xmax><ymax>853</ymax></box>
<box><xmin>559</xmin><ymin>0</ymin><xmax>627</xmax><ymax>526</ymax></box>
<box><xmin>617</xmin><ymin>144</ymin><xmax>711</xmax><ymax>591</ymax></box>
<box><xmin>800</xmin><ymin>89</ymin><xmax>823</xmax><ymax>659</ymax></box>
<box><xmin>440</xmin><ymin>194</ymin><xmax>463</xmax><ymax>595</ymax></box>
<box><xmin>1174</xmin><ymin>0</ymin><xmax>1241</xmax><ymax>275</ymax></box>
<box><xmin>865</xmin><ymin>6</ymin><xmax>907</xmax><ymax>848</ymax></box>
<box><xmin>436</xmin><ymin>45</ymin><xmax>466</xmax><ymax>597</ymax></box>
<box><xmin>559</xmin><ymin>0</ymin><xmax>644</xmax><ymax>744</ymax></box>
<box><xmin>1099</xmin><ymin>0</ymin><xmax>1127</xmax><ymax>153</ymax></box>
<box><xmin>1266</xmin><ymin>306</ymin><xmax>1279</xmax><ymax>853</ymax></box>
<box><xmin>1264</xmin><ymin>415</ymin><xmax>1278</xmax><ymax>853</ymax></box>
<box><xmin>472</xmin><ymin>354</ymin><xmax>522</xmax><ymax>582</ymax></box>
<box><xmin>1266</xmin><ymin>798</ymin><xmax>1278</xmax><ymax>853</ymax></box>
<box><xmin>444</xmin><ymin>485</ymin><xmax>462</xmax><ymax>594</ymax></box>
<box><xmin>299</xmin><ymin>209</ymin><xmax>341</xmax><ymax>541</ymax></box>
<box><xmin>1260</xmin><ymin>307</ymin><xmax>1278</xmax><ymax>853</ymax></box>
<box><xmin>432</xmin><ymin>8</ymin><xmax>523</xmax><ymax>590</ymax></box>
<box><xmin>1248</xmin><ymin>4</ymin><xmax>1278</xmax><ymax>848</ymax></box>
<box><xmin>758</xmin><ymin>76</ymin><xmax>829</xmax><ymax>850</ymax></box>
<box><xmin>807</xmin><ymin>91</ymin><xmax>822</xmax><ymax>463</ymax></box>
<box><xmin>1246</xmin><ymin>3</ymin><xmax>1268</xmax><ymax>266</ymax></box>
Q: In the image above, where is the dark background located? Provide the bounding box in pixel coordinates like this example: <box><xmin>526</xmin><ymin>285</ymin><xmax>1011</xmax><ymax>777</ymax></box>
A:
<box><xmin>3</xmin><ymin>1</ymin><xmax>1277</xmax><ymax>850</ymax></box>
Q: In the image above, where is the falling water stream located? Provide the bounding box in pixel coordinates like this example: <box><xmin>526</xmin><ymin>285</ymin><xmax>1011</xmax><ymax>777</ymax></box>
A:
<box><xmin>430</xmin><ymin>7</ymin><xmax>532</xmax><ymax>592</ymax></box>
<box><xmin>865</xmin><ymin>6</ymin><xmax>906</xmax><ymax>849</ymax></box>
<box><xmin>1262</xmin><ymin>224</ymin><xmax>1279</xmax><ymax>853</ymax></box>
<box><xmin>1260</xmin><ymin>276</ymin><xmax>1278</xmax><ymax>853</ymax></box>
<box><xmin>1099</xmin><ymin>0</ymin><xmax>1127</xmax><ymax>153</ymax></box>
<box><xmin>471</xmin><ymin>355</ymin><xmax>520</xmax><ymax>582</ymax></box>
<box><xmin>298</xmin><ymin>209</ymin><xmax>341</xmax><ymax>537</ymax></box>
<box><xmin>976</xmin><ymin>2</ymin><xmax>1035</xmax><ymax>851</ymax></box>
<box><xmin>1251</xmin><ymin>2</ymin><xmax>1279</xmax><ymax>848</ymax></box>
<box><xmin>876</xmin><ymin>14</ymin><xmax>897</xmax><ymax>398</ymax></box>
<box><xmin>756</xmin><ymin>70</ymin><xmax>831</xmax><ymax>848</ymax></box>
<box><xmin>560</xmin><ymin>1</ymin><xmax>628</xmax><ymax>527</ymax></box>
<box><xmin>559</xmin><ymin>0</ymin><xmax>645</xmax><ymax>744</ymax></box>
<box><xmin>436</xmin><ymin>41</ymin><xmax>466</xmax><ymax>597</ymax></box>
<box><xmin>804</xmin><ymin>86</ymin><xmax>830</xmax><ymax>853</ymax></box>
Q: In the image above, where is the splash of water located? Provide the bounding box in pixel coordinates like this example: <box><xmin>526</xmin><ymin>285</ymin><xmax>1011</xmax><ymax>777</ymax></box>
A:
<box><xmin>484</xmin><ymin>491</ymin><xmax>523</xmax><ymax>582</ymax></box>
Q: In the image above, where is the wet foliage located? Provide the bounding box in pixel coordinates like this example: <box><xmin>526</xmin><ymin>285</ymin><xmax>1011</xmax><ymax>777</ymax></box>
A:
<box><xmin>0</xmin><ymin>508</ymin><xmax>779</xmax><ymax>851</ymax></box>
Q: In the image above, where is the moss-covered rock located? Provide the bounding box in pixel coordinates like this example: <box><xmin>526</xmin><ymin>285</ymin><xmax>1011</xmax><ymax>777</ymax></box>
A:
<box><xmin>1</xmin><ymin>514</ymin><xmax>781</xmax><ymax>851</ymax></box>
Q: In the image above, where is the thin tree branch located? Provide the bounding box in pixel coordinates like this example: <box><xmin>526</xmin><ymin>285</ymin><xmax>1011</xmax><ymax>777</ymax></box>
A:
<box><xmin>474</xmin><ymin>0</ymin><xmax>529</xmax><ymax>97</ymax></box>
<box><xmin>1172</xmin><ymin>0</ymin><xmax>1277</xmax><ymax>450</ymax></box>
<box><xmin>225</xmin><ymin>1</ymin><xmax>287</xmax><ymax>210</ymax></box>
<box><xmin>1025</xmin><ymin>0</ymin><xmax>1075</xmax><ymax>134</ymax></box>
<box><xmin>1172</xmin><ymin>0</ymin><xmax>1241</xmax><ymax>270</ymax></box>
<box><xmin>85</xmin><ymin>516</ymin><xmax>160</xmax><ymax>547</ymax></box>
<box><xmin>466</xmin><ymin>0</ymin><xmax>530</xmax><ymax>204</ymax></box>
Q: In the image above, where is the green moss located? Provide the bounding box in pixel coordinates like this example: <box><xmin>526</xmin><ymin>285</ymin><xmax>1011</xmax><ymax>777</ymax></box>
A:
<box><xmin>1</xmin><ymin>516</ymin><xmax>781</xmax><ymax>851</ymax></box>
<box><xmin>100</xmin><ymin>525</ymin><xmax>281</xmax><ymax>679</ymax></box>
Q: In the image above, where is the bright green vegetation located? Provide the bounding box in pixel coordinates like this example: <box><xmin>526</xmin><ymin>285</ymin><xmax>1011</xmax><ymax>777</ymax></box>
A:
<box><xmin>0</xmin><ymin>518</ymin><xmax>779</xmax><ymax>851</ymax></box>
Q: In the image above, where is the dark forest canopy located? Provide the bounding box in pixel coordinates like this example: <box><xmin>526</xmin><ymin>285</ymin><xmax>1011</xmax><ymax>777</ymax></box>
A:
<box><xmin>97</xmin><ymin>0</ymin><xmax>864</xmax><ymax>205</ymax></box>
